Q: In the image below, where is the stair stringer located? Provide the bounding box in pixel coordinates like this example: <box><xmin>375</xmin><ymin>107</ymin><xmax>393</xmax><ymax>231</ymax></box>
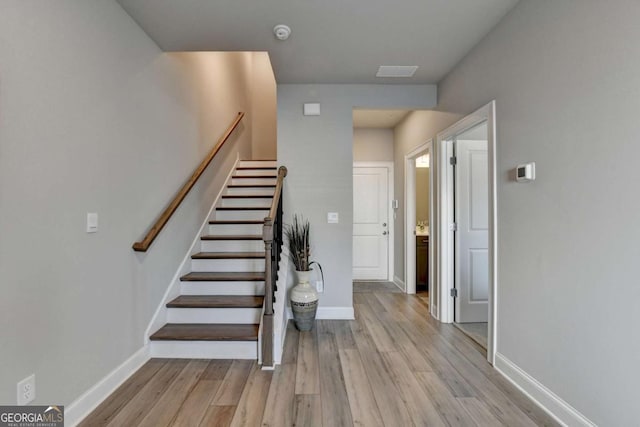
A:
<box><xmin>271</xmin><ymin>246</ymin><xmax>291</xmax><ymax>366</ymax></box>
<box><xmin>144</xmin><ymin>154</ymin><xmax>240</xmax><ymax>344</ymax></box>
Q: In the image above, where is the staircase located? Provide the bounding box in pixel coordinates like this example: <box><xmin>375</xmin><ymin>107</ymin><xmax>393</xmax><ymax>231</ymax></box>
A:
<box><xmin>149</xmin><ymin>160</ymin><xmax>278</xmax><ymax>360</ymax></box>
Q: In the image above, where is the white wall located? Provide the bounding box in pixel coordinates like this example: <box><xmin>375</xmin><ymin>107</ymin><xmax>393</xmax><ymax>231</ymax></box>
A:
<box><xmin>353</xmin><ymin>128</ymin><xmax>394</xmax><ymax>162</ymax></box>
<box><xmin>278</xmin><ymin>85</ymin><xmax>437</xmax><ymax>310</ymax></box>
<box><xmin>437</xmin><ymin>0</ymin><xmax>640</xmax><ymax>424</ymax></box>
<box><xmin>251</xmin><ymin>53</ymin><xmax>278</xmax><ymax>160</ymax></box>
<box><xmin>0</xmin><ymin>2</ymin><xmax>271</xmax><ymax>408</ymax></box>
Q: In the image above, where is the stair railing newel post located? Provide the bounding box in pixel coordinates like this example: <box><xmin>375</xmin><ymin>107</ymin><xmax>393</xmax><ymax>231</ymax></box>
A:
<box><xmin>262</xmin><ymin>217</ymin><xmax>274</xmax><ymax>367</ymax></box>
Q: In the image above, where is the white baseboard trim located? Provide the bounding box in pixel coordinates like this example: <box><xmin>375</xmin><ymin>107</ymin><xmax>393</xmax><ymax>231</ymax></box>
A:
<box><xmin>494</xmin><ymin>352</ymin><xmax>596</xmax><ymax>427</ymax></box>
<box><xmin>65</xmin><ymin>345</ymin><xmax>150</xmax><ymax>426</ymax></box>
<box><xmin>286</xmin><ymin>306</ymin><xmax>355</xmax><ymax>320</ymax></box>
<box><xmin>393</xmin><ymin>276</ymin><xmax>406</xmax><ymax>292</ymax></box>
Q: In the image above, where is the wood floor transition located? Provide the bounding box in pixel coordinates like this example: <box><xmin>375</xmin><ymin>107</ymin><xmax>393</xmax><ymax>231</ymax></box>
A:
<box><xmin>79</xmin><ymin>283</ymin><xmax>558</xmax><ymax>426</ymax></box>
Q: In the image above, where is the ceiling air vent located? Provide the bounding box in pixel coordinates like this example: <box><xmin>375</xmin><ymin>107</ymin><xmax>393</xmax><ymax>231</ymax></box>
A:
<box><xmin>376</xmin><ymin>65</ymin><xmax>419</xmax><ymax>78</ymax></box>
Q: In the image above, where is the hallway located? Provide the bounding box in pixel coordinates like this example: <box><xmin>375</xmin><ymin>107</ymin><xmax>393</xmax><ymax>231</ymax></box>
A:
<box><xmin>81</xmin><ymin>284</ymin><xmax>557</xmax><ymax>426</ymax></box>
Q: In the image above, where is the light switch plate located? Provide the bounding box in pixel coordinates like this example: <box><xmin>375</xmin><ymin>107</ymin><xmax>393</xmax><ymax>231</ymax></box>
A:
<box><xmin>87</xmin><ymin>213</ymin><xmax>98</xmax><ymax>233</ymax></box>
<box><xmin>327</xmin><ymin>212</ymin><xmax>339</xmax><ymax>224</ymax></box>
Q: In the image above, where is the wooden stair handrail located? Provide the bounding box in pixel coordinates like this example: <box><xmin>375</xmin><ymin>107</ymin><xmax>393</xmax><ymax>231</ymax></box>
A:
<box><xmin>266</xmin><ymin>166</ymin><xmax>287</xmax><ymax>226</ymax></box>
<box><xmin>132</xmin><ymin>112</ymin><xmax>244</xmax><ymax>252</ymax></box>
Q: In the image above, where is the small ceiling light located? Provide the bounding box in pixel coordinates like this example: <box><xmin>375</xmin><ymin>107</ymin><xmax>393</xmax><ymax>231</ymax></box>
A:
<box><xmin>274</xmin><ymin>24</ymin><xmax>291</xmax><ymax>41</ymax></box>
<box><xmin>416</xmin><ymin>154</ymin><xmax>430</xmax><ymax>168</ymax></box>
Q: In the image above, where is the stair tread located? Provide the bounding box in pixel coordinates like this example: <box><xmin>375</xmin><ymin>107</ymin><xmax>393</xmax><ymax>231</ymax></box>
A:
<box><xmin>236</xmin><ymin>166</ymin><xmax>277</xmax><ymax>170</ymax></box>
<box><xmin>181</xmin><ymin>272</ymin><xmax>265</xmax><ymax>281</ymax></box>
<box><xmin>227</xmin><ymin>184</ymin><xmax>276</xmax><ymax>188</ymax></box>
<box><xmin>209</xmin><ymin>220</ymin><xmax>264</xmax><ymax>225</ymax></box>
<box><xmin>192</xmin><ymin>252</ymin><xmax>265</xmax><ymax>259</ymax></box>
<box><xmin>201</xmin><ymin>235</ymin><xmax>262</xmax><ymax>241</ymax></box>
<box><xmin>216</xmin><ymin>207</ymin><xmax>270</xmax><ymax>211</ymax></box>
<box><xmin>232</xmin><ymin>175</ymin><xmax>277</xmax><ymax>179</ymax></box>
<box><xmin>221</xmin><ymin>194</ymin><xmax>274</xmax><ymax>199</ymax></box>
<box><xmin>150</xmin><ymin>323</ymin><xmax>259</xmax><ymax>341</ymax></box>
<box><xmin>167</xmin><ymin>295</ymin><xmax>264</xmax><ymax>308</ymax></box>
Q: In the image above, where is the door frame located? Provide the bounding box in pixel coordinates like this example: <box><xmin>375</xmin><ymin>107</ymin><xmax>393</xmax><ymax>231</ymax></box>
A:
<box><xmin>435</xmin><ymin>101</ymin><xmax>497</xmax><ymax>364</ymax></box>
<box><xmin>404</xmin><ymin>141</ymin><xmax>432</xmax><ymax>300</ymax></box>
<box><xmin>353</xmin><ymin>161</ymin><xmax>394</xmax><ymax>282</ymax></box>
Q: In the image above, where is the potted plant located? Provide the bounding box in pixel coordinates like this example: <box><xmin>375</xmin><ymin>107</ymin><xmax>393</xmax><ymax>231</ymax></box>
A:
<box><xmin>285</xmin><ymin>215</ymin><xmax>324</xmax><ymax>331</ymax></box>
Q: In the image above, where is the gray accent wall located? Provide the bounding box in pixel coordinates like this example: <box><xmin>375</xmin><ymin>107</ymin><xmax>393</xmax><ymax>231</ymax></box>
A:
<box><xmin>0</xmin><ymin>2</ymin><xmax>274</xmax><ymax>408</ymax></box>
<box><xmin>277</xmin><ymin>85</ymin><xmax>437</xmax><ymax>308</ymax></box>
<box><xmin>437</xmin><ymin>0</ymin><xmax>640</xmax><ymax>424</ymax></box>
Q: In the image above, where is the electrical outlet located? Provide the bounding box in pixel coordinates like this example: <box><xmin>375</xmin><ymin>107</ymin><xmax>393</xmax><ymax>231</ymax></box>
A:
<box><xmin>17</xmin><ymin>374</ymin><xmax>35</xmax><ymax>405</ymax></box>
<box><xmin>316</xmin><ymin>280</ymin><xmax>324</xmax><ymax>293</ymax></box>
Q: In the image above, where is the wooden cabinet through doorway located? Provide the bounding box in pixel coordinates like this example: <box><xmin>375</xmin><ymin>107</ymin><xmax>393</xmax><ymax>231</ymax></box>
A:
<box><xmin>416</xmin><ymin>236</ymin><xmax>429</xmax><ymax>290</ymax></box>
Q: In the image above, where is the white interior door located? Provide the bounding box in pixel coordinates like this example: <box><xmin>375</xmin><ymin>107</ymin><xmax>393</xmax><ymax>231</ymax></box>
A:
<box><xmin>455</xmin><ymin>140</ymin><xmax>489</xmax><ymax>323</ymax></box>
<box><xmin>353</xmin><ymin>167</ymin><xmax>389</xmax><ymax>280</ymax></box>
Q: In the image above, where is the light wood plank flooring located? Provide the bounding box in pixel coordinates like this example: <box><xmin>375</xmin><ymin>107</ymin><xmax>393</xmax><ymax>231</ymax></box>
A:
<box><xmin>80</xmin><ymin>283</ymin><xmax>558</xmax><ymax>426</ymax></box>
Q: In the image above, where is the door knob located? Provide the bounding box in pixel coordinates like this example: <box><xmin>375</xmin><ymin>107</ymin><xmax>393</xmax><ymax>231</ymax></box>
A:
<box><xmin>382</xmin><ymin>223</ymin><xmax>387</xmax><ymax>227</ymax></box>
<box><xmin>382</xmin><ymin>231</ymin><xmax>387</xmax><ymax>235</ymax></box>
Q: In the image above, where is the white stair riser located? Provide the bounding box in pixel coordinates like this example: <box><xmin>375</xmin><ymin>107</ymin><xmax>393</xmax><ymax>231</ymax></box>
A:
<box><xmin>220</xmin><ymin>198</ymin><xmax>272</xmax><ymax>208</ymax></box>
<box><xmin>201</xmin><ymin>239</ymin><xmax>265</xmax><ymax>252</ymax></box>
<box><xmin>226</xmin><ymin>187</ymin><xmax>275</xmax><ymax>196</ymax></box>
<box><xmin>180</xmin><ymin>281</ymin><xmax>265</xmax><ymax>296</ymax></box>
<box><xmin>234</xmin><ymin>169</ymin><xmax>277</xmax><ymax>177</ymax></box>
<box><xmin>191</xmin><ymin>258</ymin><xmax>265</xmax><ymax>272</ymax></box>
<box><xmin>208</xmin><ymin>223</ymin><xmax>263</xmax><ymax>235</ymax></box>
<box><xmin>151</xmin><ymin>341</ymin><xmax>258</xmax><ymax>359</ymax></box>
<box><xmin>167</xmin><ymin>308</ymin><xmax>262</xmax><ymax>324</ymax></box>
<box><xmin>230</xmin><ymin>178</ymin><xmax>277</xmax><ymax>186</ymax></box>
<box><xmin>215</xmin><ymin>210</ymin><xmax>269</xmax><ymax>221</ymax></box>
<box><xmin>239</xmin><ymin>161</ymin><xmax>277</xmax><ymax>168</ymax></box>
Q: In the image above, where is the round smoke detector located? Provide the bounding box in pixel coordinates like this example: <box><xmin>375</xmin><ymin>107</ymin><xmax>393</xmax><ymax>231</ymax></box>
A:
<box><xmin>273</xmin><ymin>24</ymin><xmax>291</xmax><ymax>41</ymax></box>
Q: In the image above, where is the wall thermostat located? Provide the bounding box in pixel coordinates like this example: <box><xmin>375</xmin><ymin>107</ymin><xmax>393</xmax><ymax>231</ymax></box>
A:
<box><xmin>516</xmin><ymin>162</ymin><xmax>536</xmax><ymax>182</ymax></box>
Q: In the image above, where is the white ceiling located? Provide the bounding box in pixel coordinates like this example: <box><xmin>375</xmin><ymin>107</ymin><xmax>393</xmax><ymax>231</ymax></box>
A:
<box><xmin>353</xmin><ymin>109</ymin><xmax>411</xmax><ymax>128</ymax></box>
<box><xmin>117</xmin><ymin>0</ymin><xmax>520</xmax><ymax>84</ymax></box>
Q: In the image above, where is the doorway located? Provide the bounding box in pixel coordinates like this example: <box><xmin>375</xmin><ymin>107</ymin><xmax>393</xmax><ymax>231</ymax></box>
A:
<box><xmin>435</xmin><ymin>101</ymin><xmax>497</xmax><ymax>364</ymax></box>
<box><xmin>404</xmin><ymin>143</ymin><xmax>432</xmax><ymax>284</ymax></box>
<box><xmin>352</xmin><ymin>163</ymin><xmax>394</xmax><ymax>281</ymax></box>
<box><xmin>452</xmin><ymin>123</ymin><xmax>489</xmax><ymax>349</ymax></box>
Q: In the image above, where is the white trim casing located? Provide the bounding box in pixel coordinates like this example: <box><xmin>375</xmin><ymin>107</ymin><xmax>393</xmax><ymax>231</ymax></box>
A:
<box><xmin>435</xmin><ymin>101</ymin><xmax>498</xmax><ymax>365</ymax></box>
<box><xmin>272</xmin><ymin>246</ymin><xmax>291</xmax><ymax>366</ymax></box>
<box><xmin>352</xmin><ymin>161</ymin><xmax>395</xmax><ymax>281</ymax></box>
<box><xmin>65</xmin><ymin>346</ymin><xmax>150</xmax><ymax>427</ymax></box>
<box><xmin>495</xmin><ymin>353</ymin><xmax>596</xmax><ymax>427</ymax></box>
<box><xmin>392</xmin><ymin>276</ymin><xmax>406</xmax><ymax>292</ymax></box>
